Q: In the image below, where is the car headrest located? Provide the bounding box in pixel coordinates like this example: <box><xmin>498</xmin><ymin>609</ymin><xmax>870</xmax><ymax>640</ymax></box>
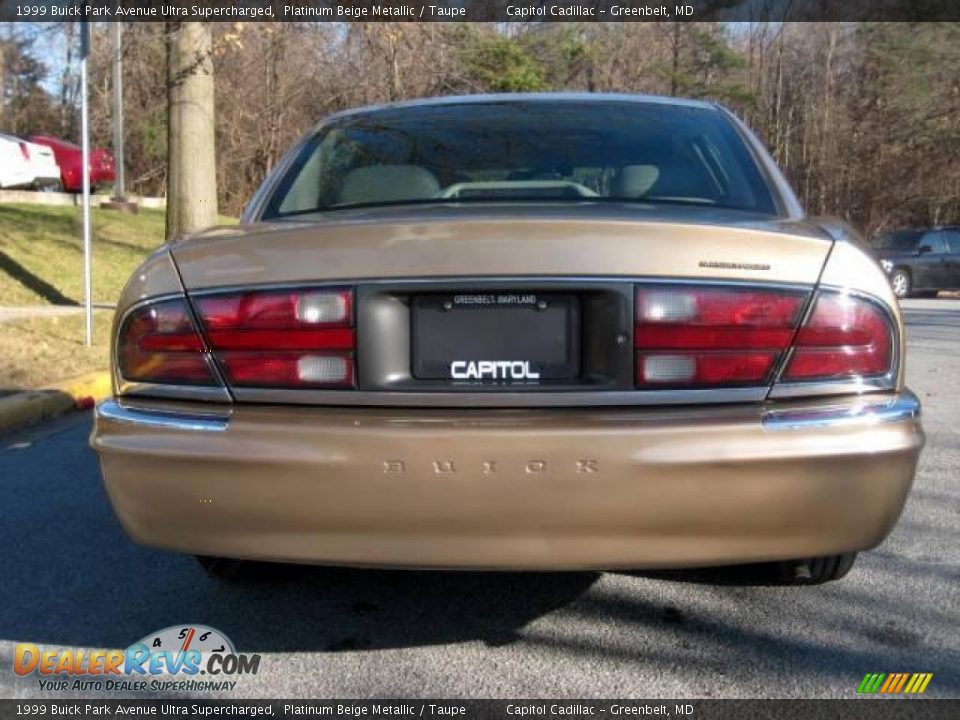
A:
<box><xmin>338</xmin><ymin>165</ymin><xmax>440</xmax><ymax>206</ymax></box>
<box><xmin>612</xmin><ymin>165</ymin><xmax>660</xmax><ymax>198</ymax></box>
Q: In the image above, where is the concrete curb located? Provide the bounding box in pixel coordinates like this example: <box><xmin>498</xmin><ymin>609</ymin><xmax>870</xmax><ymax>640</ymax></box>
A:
<box><xmin>0</xmin><ymin>189</ymin><xmax>165</xmax><ymax>209</ymax></box>
<box><xmin>0</xmin><ymin>371</ymin><xmax>112</xmax><ymax>435</ymax></box>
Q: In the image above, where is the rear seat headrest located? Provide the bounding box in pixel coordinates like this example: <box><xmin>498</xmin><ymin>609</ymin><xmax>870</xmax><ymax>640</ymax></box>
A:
<box><xmin>338</xmin><ymin>165</ymin><xmax>440</xmax><ymax>206</ymax></box>
<box><xmin>612</xmin><ymin>165</ymin><xmax>660</xmax><ymax>198</ymax></box>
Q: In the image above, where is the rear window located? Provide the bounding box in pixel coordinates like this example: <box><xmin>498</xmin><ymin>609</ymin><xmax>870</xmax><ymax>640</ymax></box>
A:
<box><xmin>873</xmin><ymin>231</ymin><xmax>923</xmax><ymax>251</ymax></box>
<box><xmin>264</xmin><ymin>100</ymin><xmax>779</xmax><ymax>218</ymax></box>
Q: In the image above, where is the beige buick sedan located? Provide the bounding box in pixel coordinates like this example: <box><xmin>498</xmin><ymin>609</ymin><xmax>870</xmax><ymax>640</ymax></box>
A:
<box><xmin>92</xmin><ymin>94</ymin><xmax>924</xmax><ymax>584</ymax></box>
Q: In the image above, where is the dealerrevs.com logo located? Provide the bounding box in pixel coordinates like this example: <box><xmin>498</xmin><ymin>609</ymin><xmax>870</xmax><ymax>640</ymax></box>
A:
<box><xmin>14</xmin><ymin>625</ymin><xmax>261</xmax><ymax>693</ymax></box>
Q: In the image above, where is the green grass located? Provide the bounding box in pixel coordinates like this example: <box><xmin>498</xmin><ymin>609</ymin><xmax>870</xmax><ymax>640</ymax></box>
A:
<box><xmin>0</xmin><ymin>203</ymin><xmax>167</xmax><ymax>306</ymax></box>
<box><xmin>0</xmin><ymin>203</ymin><xmax>236</xmax><ymax>307</ymax></box>
<box><xmin>0</xmin><ymin>312</ymin><xmax>113</xmax><ymax>392</ymax></box>
<box><xmin>0</xmin><ymin>202</ymin><xmax>235</xmax><ymax>390</ymax></box>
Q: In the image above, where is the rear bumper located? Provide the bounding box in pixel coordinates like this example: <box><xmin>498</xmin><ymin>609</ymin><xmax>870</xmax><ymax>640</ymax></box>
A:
<box><xmin>91</xmin><ymin>391</ymin><xmax>924</xmax><ymax>570</ymax></box>
<box><xmin>1</xmin><ymin>170</ymin><xmax>34</xmax><ymax>188</ymax></box>
<box><xmin>90</xmin><ymin>168</ymin><xmax>116</xmax><ymax>186</ymax></box>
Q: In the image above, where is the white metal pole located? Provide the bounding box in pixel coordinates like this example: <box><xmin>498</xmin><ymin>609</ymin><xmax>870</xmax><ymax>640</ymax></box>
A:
<box><xmin>81</xmin><ymin>40</ymin><xmax>92</xmax><ymax>346</ymax></box>
<box><xmin>111</xmin><ymin>21</ymin><xmax>125</xmax><ymax>200</ymax></box>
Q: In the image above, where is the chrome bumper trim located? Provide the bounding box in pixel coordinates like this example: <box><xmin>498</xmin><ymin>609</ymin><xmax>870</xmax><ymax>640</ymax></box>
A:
<box><xmin>229</xmin><ymin>386</ymin><xmax>770</xmax><ymax>408</ymax></box>
<box><xmin>96</xmin><ymin>399</ymin><xmax>231</xmax><ymax>432</ymax></box>
<box><xmin>97</xmin><ymin>390</ymin><xmax>919</xmax><ymax>435</ymax></box>
<box><xmin>762</xmin><ymin>390</ymin><xmax>920</xmax><ymax>431</ymax></box>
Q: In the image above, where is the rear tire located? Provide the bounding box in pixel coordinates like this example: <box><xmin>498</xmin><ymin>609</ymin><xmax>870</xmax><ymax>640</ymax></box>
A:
<box><xmin>776</xmin><ymin>553</ymin><xmax>857</xmax><ymax>585</ymax></box>
<box><xmin>890</xmin><ymin>269</ymin><xmax>912</xmax><ymax>299</ymax></box>
<box><xmin>195</xmin><ymin>555</ymin><xmax>304</xmax><ymax>581</ymax></box>
<box><xmin>194</xmin><ymin>555</ymin><xmax>254</xmax><ymax>580</ymax></box>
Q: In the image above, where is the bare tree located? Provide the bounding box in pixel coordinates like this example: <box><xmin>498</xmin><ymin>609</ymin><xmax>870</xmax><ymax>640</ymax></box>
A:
<box><xmin>64</xmin><ymin>21</ymin><xmax>957</xmax><ymax>231</ymax></box>
<box><xmin>0</xmin><ymin>33</ymin><xmax>6</xmax><ymax>128</ymax></box>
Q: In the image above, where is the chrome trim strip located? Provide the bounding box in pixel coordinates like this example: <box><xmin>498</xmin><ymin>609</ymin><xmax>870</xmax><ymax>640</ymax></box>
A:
<box><xmin>117</xmin><ymin>380</ymin><xmax>233</xmax><ymax>403</ymax></box>
<box><xmin>230</xmin><ymin>386</ymin><xmax>769</xmax><ymax>408</ymax></box>
<box><xmin>96</xmin><ymin>399</ymin><xmax>231</xmax><ymax>432</ymax></box>
<box><xmin>766</xmin><ymin>377</ymin><xmax>897</xmax><ymax>400</ymax></box>
<box><xmin>762</xmin><ymin>390</ymin><xmax>920</xmax><ymax>431</ymax></box>
<box><xmin>184</xmin><ymin>275</ymin><xmax>816</xmax><ymax>298</ymax></box>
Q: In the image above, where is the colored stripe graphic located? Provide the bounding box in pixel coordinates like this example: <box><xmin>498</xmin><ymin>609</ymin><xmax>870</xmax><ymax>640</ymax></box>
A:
<box><xmin>880</xmin><ymin>673</ymin><xmax>909</xmax><ymax>694</ymax></box>
<box><xmin>905</xmin><ymin>674</ymin><xmax>934</xmax><ymax>694</ymax></box>
<box><xmin>857</xmin><ymin>672</ymin><xmax>933</xmax><ymax>694</ymax></box>
<box><xmin>857</xmin><ymin>673</ymin><xmax>886</xmax><ymax>693</ymax></box>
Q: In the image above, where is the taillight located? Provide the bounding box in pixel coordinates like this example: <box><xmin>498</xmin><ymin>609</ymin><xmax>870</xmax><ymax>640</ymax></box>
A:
<box><xmin>117</xmin><ymin>299</ymin><xmax>218</xmax><ymax>386</ymax></box>
<box><xmin>635</xmin><ymin>285</ymin><xmax>806</xmax><ymax>387</ymax></box>
<box><xmin>782</xmin><ymin>292</ymin><xmax>893</xmax><ymax>381</ymax></box>
<box><xmin>194</xmin><ymin>287</ymin><xmax>355</xmax><ymax>388</ymax></box>
<box><xmin>18</xmin><ymin>142</ymin><xmax>30</xmax><ymax>160</ymax></box>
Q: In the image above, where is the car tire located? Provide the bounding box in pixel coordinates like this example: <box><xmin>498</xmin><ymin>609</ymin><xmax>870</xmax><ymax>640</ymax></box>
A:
<box><xmin>195</xmin><ymin>555</ymin><xmax>303</xmax><ymax>581</ymax></box>
<box><xmin>194</xmin><ymin>555</ymin><xmax>254</xmax><ymax>580</ymax></box>
<box><xmin>890</xmin><ymin>269</ymin><xmax>912</xmax><ymax>299</ymax></box>
<box><xmin>776</xmin><ymin>553</ymin><xmax>857</xmax><ymax>585</ymax></box>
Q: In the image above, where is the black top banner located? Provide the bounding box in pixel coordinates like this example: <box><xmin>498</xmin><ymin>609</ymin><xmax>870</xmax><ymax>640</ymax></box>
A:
<box><xmin>1</xmin><ymin>0</ymin><xmax>959</xmax><ymax>22</ymax></box>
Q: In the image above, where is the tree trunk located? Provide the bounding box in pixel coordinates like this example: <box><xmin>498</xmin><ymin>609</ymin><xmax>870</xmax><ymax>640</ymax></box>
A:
<box><xmin>670</xmin><ymin>23</ymin><xmax>681</xmax><ymax>97</ymax></box>
<box><xmin>166</xmin><ymin>21</ymin><xmax>217</xmax><ymax>241</ymax></box>
<box><xmin>0</xmin><ymin>37</ymin><xmax>6</xmax><ymax>129</ymax></box>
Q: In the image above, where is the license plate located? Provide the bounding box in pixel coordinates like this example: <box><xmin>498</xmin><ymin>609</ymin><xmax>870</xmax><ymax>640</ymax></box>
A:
<box><xmin>412</xmin><ymin>293</ymin><xmax>580</xmax><ymax>383</ymax></box>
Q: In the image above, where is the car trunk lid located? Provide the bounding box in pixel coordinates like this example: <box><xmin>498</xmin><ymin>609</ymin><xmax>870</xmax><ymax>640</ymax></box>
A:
<box><xmin>171</xmin><ymin>206</ymin><xmax>832</xmax><ymax>290</ymax></box>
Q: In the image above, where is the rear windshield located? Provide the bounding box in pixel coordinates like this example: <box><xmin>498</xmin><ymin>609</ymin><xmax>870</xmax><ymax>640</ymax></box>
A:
<box><xmin>264</xmin><ymin>100</ymin><xmax>779</xmax><ymax>218</ymax></box>
<box><xmin>873</xmin><ymin>231</ymin><xmax>923</xmax><ymax>251</ymax></box>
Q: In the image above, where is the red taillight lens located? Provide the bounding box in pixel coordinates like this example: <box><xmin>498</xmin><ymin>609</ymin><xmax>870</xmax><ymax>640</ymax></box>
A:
<box><xmin>194</xmin><ymin>288</ymin><xmax>355</xmax><ymax>388</ymax></box>
<box><xmin>635</xmin><ymin>285</ymin><xmax>806</xmax><ymax>387</ymax></box>
<box><xmin>18</xmin><ymin>142</ymin><xmax>30</xmax><ymax>160</ymax></box>
<box><xmin>782</xmin><ymin>292</ymin><xmax>893</xmax><ymax>381</ymax></box>
<box><xmin>118</xmin><ymin>299</ymin><xmax>218</xmax><ymax>385</ymax></box>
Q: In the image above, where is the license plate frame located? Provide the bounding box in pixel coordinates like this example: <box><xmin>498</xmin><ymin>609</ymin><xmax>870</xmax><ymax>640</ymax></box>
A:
<box><xmin>411</xmin><ymin>293</ymin><xmax>581</xmax><ymax>383</ymax></box>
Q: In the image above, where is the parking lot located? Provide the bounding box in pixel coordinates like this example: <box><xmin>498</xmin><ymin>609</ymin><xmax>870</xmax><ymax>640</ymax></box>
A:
<box><xmin>0</xmin><ymin>298</ymin><xmax>957</xmax><ymax>699</ymax></box>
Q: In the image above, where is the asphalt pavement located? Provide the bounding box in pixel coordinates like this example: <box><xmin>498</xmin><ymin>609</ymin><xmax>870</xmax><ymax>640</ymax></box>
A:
<box><xmin>0</xmin><ymin>299</ymin><xmax>957</xmax><ymax>699</ymax></box>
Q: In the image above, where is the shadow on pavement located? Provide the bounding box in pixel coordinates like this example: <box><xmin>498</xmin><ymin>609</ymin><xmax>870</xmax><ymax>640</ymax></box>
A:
<box><xmin>0</xmin><ymin>415</ymin><xmax>957</xmax><ymax>696</ymax></box>
<box><xmin>0</xmin><ymin>415</ymin><xmax>599</xmax><ymax>653</ymax></box>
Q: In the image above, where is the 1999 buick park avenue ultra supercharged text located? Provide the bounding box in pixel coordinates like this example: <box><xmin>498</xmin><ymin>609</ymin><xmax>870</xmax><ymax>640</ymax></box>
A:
<box><xmin>91</xmin><ymin>94</ymin><xmax>925</xmax><ymax>585</ymax></box>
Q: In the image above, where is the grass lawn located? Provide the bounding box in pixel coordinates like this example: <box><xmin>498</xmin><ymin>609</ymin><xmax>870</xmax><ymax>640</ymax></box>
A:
<box><xmin>0</xmin><ymin>203</ymin><xmax>168</xmax><ymax>307</ymax></box>
<box><xmin>0</xmin><ymin>202</ymin><xmax>235</xmax><ymax>391</ymax></box>
<box><xmin>0</xmin><ymin>311</ymin><xmax>113</xmax><ymax>393</ymax></box>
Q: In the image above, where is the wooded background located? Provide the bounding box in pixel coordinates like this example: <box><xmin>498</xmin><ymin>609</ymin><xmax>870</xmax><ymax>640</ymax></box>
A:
<box><xmin>2</xmin><ymin>21</ymin><xmax>958</xmax><ymax>234</ymax></box>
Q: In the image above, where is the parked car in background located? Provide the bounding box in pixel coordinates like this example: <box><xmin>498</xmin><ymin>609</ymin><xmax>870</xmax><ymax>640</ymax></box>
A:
<box><xmin>0</xmin><ymin>134</ymin><xmax>34</xmax><ymax>189</ymax></box>
<box><xmin>0</xmin><ymin>133</ymin><xmax>61</xmax><ymax>190</ymax></box>
<box><xmin>28</xmin><ymin>135</ymin><xmax>115</xmax><ymax>192</ymax></box>
<box><xmin>93</xmin><ymin>94</ymin><xmax>924</xmax><ymax>586</ymax></box>
<box><xmin>872</xmin><ymin>227</ymin><xmax>960</xmax><ymax>298</ymax></box>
